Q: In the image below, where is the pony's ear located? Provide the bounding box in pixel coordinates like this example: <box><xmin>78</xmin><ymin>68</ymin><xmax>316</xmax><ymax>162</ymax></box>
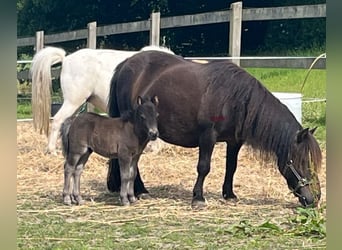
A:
<box><xmin>137</xmin><ymin>96</ymin><xmax>143</xmax><ymax>105</ymax></box>
<box><xmin>296</xmin><ymin>128</ymin><xmax>310</xmax><ymax>143</ymax></box>
<box><xmin>151</xmin><ymin>95</ymin><xmax>159</xmax><ymax>106</ymax></box>
<box><xmin>310</xmin><ymin>127</ymin><xmax>318</xmax><ymax>135</ymax></box>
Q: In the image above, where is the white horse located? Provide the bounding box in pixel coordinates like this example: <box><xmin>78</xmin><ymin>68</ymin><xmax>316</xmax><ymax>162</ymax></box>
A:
<box><xmin>30</xmin><ymin>45</ymin><xmax>174</xmax><ymax>154</ymax></box>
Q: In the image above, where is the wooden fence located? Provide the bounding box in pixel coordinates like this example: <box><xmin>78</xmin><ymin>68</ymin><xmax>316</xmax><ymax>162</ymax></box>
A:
<box><xmin>17</xmin><ymin>2</ymin><xmax>326</xmax><ymax>80</ymax></box>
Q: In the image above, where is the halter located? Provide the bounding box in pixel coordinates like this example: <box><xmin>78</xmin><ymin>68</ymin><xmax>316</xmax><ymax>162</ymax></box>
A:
<box><xmin>283</xmin><ymin>160</ymin><xmax>311</xmax><ymax>195</ymax></box>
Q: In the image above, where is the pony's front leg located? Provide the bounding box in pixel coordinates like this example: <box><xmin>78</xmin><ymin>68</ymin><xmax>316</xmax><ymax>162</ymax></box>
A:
<box><xmin>106</xmin><ymin>158</ymin><xmax>149</xmax><ymax>198</ymax></box>
<box><xmin>62</xmin><ymin>162</ymin><xmax>74</xmax><ymax>205</ymax></box>
<box><xmin>222</xmin><ymin>142</ymin><xmax>242</xmax><ymax>201</ymax></box>
<box><xmin>192</xmin><ymin>128</ymin><xmax>217</xmax><ymax>209</ymax></box>
<box><xmin>118</xmin><ymin>156</ymin><xmax>135</xmax><ymax>206</ymax></box>
<box><xmin>127</xmin><ymin>155</ymin><xmax>141</xmax><ymax>203</ymax></box>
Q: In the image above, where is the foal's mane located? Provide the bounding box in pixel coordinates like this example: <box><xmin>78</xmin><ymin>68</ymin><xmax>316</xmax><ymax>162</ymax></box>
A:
<box><xmin>207</xmin><ymin>61</ymin><xmax>322</xmax><ymax>171</ymax></box>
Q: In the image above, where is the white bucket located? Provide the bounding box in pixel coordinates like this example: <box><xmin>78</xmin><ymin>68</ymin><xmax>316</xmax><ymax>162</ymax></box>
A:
<box><xmin>272</xmin><ymin>92</ymin><xmax>302</xmax><ymax>124</ymax></box>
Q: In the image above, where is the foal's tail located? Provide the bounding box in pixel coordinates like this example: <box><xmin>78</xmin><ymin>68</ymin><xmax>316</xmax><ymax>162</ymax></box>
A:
<box><xmin>60</xmin><ymin>116</ymin><xmax>74</xmax><ymax>157</ymax></box>
<box><xmin>30</xmin><ymin>47</ymin><xmax>66</xmax><ymax>136</ymax></box>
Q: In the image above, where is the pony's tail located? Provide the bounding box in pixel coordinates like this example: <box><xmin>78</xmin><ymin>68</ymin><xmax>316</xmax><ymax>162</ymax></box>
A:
<box><xmin>30</xmin><ymin>47</ymin><xmax>66</xmax><ymax>137</ymax></box>
<box><xmin>60</xmin><ymin>116</ymin><xmax>74</xmax><ymax>157</ymax></box>
<box><xmin>108</xmin><ymin>61</ymin><xmax>124</xmax><ymax>118</ymax></box>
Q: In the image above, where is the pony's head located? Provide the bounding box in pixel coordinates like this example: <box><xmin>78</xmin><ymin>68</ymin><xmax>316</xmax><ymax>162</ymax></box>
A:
<box><xmin>280</xmin><ymin>127</ymin><xmax>322</xmax><ymax>207</ymax></box>
<box><xmin>133</xmin><ymin>95</ymin><xmax>159</xmax><ymax>141</ymax></box>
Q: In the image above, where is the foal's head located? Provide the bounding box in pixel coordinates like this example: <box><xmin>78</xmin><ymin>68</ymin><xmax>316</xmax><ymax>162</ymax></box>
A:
<box><xmin>280</xmin><ymin>128</ymin><xmax>322</xmax><ymax>207</ymax></box>
<box><xmin>132</xmin><ymin>95</ymin><xmax>159</xmax><ymax>141</ymax></box>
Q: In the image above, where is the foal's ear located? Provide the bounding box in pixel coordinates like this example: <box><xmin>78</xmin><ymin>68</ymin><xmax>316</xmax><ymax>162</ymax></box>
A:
<box><xmin>296</xmin><ymin>128</ymin><xmax>310</xmax><ymax>143</ymax></box>
<box><xmin>151</xmin><ymin>95</ymin><xmax>159</xmax><ymax>106</ymax></box>
<box><xmin>137</xmin><ymin>96</ymin><xmax>143</xmax><ymax>105</ymax></box>
<box><xmin>310</xmin><ymin>127</ymin><xmax>318</xmax><ymax>135</ymax></box>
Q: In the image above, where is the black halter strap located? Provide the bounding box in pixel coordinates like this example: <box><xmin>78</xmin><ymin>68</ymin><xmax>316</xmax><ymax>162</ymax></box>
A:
<box><xmin>284</xmin><ymin>160</ymin><xmax>311</xmax><ymax>194</ymax></box>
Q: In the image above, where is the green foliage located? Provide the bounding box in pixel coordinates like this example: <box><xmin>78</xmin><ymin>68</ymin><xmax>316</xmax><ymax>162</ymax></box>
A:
<box><xmin>225</xmin><ymin>206</ymin><xmax>326</xmax><ymax>241</ymax></box>
<box><xmin>288</xmin><ymin>206</ymin><xmax>326</xmax><ymax>238</ymax></box>
<box><xmin>17</xmin><ymin>102</ymin><xmax>32</xmax><ymax>119</ymax></box>
<box><xmin>17</xmin><ymin>0</ymin><xmax>326</xmax><ymax>57</ymax></box>
<box><xmin>227</xmin><ymin>219</ymin><xmax>282</xmax><ymax>238</ymax></box>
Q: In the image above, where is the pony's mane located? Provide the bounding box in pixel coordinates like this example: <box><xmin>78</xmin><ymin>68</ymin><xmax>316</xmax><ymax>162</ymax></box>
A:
<box><xmin>207</xmin><ymin>61</ymin><xmax>322</xmax><ymax>171</ymax></box>
<box><xmin>120</xmin><ymin>110</ymin><xmax>133</xmax><ymax>122</ymax></box>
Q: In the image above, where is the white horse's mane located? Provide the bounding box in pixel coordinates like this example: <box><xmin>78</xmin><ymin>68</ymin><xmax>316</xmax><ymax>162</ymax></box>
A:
<box><xmin>140</xmin><ymin>45</ymin><xmax>175</xmax><ymax>55</ymax></box>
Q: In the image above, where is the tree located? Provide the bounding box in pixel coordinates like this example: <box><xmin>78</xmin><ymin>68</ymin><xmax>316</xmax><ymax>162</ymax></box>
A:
<box><xmin>17</xmin><ymin>0</ymin><xmax>326</xmax><ymax>56</ymax></box>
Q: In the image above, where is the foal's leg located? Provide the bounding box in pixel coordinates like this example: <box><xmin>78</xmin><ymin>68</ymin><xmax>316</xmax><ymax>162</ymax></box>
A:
<box><xmin>107</xmin><ymin>158</ymin><xmax>149</xmax><ymax>197</ymax></box>
<box><xmin>71</xmin><ymin>164</ymin><xmax>85</xmax><ymax>205</ymax></box>
<box><xmin>63</xmin><ymin>161</ymin><xmax>75</xmax><ymax>205</ymax></box>
<box><xmin>127</xmin><ymin>155</ymin><xmax>142</xmax><ymax>203</ymax></box>
<box><xmin>118</xmin><ymin>156</ymin><xmax>135</xmax><ymax>206</ymax></box>
<box><xmin>192</xmin><ymin>128</ymin><xmax>217</xmax><ymax>208</ymax></box>
<box><xmin>72</xmin><ymin>151</ymin><xmax>91</xmax><ymax>205</ymax></box>
<box><xmin>222</xmin><ymin>142</ymin><xmax>242</xmax><ymax>200</ymax></box>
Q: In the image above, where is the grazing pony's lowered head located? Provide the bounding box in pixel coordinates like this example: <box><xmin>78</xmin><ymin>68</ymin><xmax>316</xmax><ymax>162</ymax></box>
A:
<box><xmin>123</xmin><ymin>95</ymin><xmax>159</xmax><ymax>141</ymax></box>
<box><xmin>278</xmin><ymin>127</ymin><xmax>322</xmax><ymax>207</ymax></box>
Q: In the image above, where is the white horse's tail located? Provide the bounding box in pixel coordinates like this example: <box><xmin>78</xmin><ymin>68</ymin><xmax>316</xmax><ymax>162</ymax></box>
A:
<box><xmin>30</xmin><ymin>47</ymin><xmax>66</xmax><ymax>136</ymax></box>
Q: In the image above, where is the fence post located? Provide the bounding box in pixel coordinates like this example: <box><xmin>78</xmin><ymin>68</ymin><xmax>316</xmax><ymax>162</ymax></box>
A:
<box><xmin>35</xmin><ymin>30</ymin><xmax>44</xmax><ymax>52</ymax></box>
<box><xmin>229</xmin><ymin>1</ymin><xmax>242</xmax><ymax>66</ymax></box>
<box><xmin>150</xmin><ymin>12</ymin><xmax>160</xmax><ymax>46</ymax></box>
<box><xmin>87</xmin><ymin>21</ymin><xmax>97</xmax><ymax>49</ymax></box>
<box><xmin>86</xmin><ymin>22</ymin><xmax>97</xmax><ymax>112</ymax></box>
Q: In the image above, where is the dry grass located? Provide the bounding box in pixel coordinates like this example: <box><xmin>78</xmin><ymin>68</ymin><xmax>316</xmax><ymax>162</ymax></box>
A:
<box><xmin>17</xmin><ymin>121</ymin><xmax>326</xmax><ymax>248</ymax></box>
<box><xmin>17</xmin><ymin>121</ymin><xmax>326</xmax><ymax>208</ymax></box>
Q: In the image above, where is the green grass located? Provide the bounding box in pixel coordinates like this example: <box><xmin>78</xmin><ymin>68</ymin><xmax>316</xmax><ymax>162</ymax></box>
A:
<box><xmin>17</xmin><ymin>102</ymin><xmax>32</xmax><ymax>119</ymax></box>
<box><xmin>17</xmin><ymin>195</ymin><xmax>326</xmax><ymax>249</ymax></box>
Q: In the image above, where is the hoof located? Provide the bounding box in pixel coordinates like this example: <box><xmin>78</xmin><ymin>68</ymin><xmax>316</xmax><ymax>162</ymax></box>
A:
<box><xmin>129</xmin><ymin>196</ymin><xmax>138</xmax><ymax>204</ymax></box>
<box><xmin>70</xmin><ymin>195</ymin><xmax>84</xmax><ymax>205</ymax></box>
<box><xmin>121</xmin><ymin>201</ymin><xmax>131</xmax><ymax>206</ymax></box>
<box><xmin>45</xmin><ymin>149</ymin><xmax>57</xmax><ymax>156</ymax></box>
<box><xmin>223</xmin><ymin>192</ymin><xmax>238</xmax><ymax>200</ymax></box>
<box><xmin>224</xmin><ymin>196</ymin><xmax>239</xmax><ymax>203</ymax></box>
<box><xmin>191</xmin><ymin>199</ymin><xmax>207</xmax><ymax>210</ymax></box>
<box><xmin>221</xmin><ymin>197</ymin><xmax>239</xmax><ymax>206</ymax></box>
<box><xmin>137</xmin><ymin>193</ymin><xmax>151</xmax><ymax>200</ymax></box>
<box><xmin>63</xmin><ymin>201</ymin><xmax>72</xmax><ymax>206</ymax></box>
<box><xmin>63</xmin><ymin>195</ymin><xmax>72</xmax><ymax>206</ymax></box>
<box><xmin>75</xmin><ymin>199</ymin><xmax>85</xmax><ymax>206</ymax></box>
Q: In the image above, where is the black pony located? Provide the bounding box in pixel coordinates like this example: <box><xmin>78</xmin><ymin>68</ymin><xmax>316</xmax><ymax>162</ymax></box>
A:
<box><xmin>107</xmin><ymin>51</ymin><xmax>322</xmax><ymax>208</ymax></box>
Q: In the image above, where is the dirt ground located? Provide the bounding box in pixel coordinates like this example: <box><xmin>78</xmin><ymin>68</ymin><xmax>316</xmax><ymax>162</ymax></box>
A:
<box><xmin>17</xmin><ymin>121</ymin><xmax>326</xmax><ymax>211</ymax></box>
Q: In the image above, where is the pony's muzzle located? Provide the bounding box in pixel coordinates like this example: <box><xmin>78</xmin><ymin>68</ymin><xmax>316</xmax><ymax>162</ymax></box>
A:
<box><xmin>296</xmin><ymin>186</ymin><xmax>321</xmax><ymax>207</ymax></box>
<box><xmin>148</xmin><ymin>129</ymin><xmax>159</xmax><ymax>141</ymax></box>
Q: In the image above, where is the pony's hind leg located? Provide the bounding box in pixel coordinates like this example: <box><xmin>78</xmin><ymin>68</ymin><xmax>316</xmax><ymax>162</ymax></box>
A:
<box><xmin>192</xmin><ymin>128</ymin><xmax>217</xmax><ymax>209</ymax></box>
<box><xmin>72</xmin><ymin>151</ymin><xmax>91</xmax><ymax>205</ymax></box>
<box><xmin>72</xmin><ymin>164</ymin><xmax>85</xmax><ymax>205</ymax></box>
<box><xmin>47</xmin><ymin>101</ymin><xmax>84</xmax><ymax>154</ymax></box>
<box><xmin>62</xmin><ymin>161</ymin><xmax>74</xmax><ymax>205</ymax></box>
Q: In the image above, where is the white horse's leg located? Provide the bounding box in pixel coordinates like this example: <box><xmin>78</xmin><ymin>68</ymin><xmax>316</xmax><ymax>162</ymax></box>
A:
<box><xmin>46</xmin><ymin>101</ymin><xmax>84</xmax><ymax>154</ymax></box>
